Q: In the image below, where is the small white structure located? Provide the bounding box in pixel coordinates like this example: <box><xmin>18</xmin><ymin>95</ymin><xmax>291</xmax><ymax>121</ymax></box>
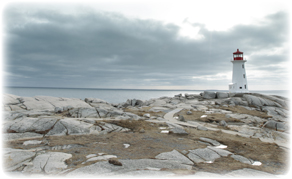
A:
<box><xmin>229</xmin><ymin>49</ymin><xmax>249</xmax><ymax>93</ymax></box>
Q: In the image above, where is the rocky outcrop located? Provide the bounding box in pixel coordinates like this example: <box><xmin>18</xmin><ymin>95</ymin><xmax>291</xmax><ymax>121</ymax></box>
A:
<box><xmin>4</xmin><ymin>116</ymin><xmax>130</xmax><ymax>140</ymax></box>
<box><xmin>2</xmin><ymin>92</ymin><xmax>289</xmax><ymax>177</ymax></box>
<box><xmin>4</xmin><ymin>95</ymin><xmax>92</xmax><ymax>112</ymax></box>
<box><xmin>243</xmin><ymin>94</ymin><xmax>281</xmax><ymax>107</ymax></box>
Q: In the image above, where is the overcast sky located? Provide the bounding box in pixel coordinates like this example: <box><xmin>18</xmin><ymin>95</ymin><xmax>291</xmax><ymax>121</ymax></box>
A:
<box><xmin>2</xmin><ymin>0</ymin><xmax>290</xmax><ymax>90</ymax></box>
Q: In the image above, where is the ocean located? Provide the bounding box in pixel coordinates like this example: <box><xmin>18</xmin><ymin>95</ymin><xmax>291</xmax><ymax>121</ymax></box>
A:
<box><xmin>3</xmin><ymin>87</ymin><xmax>290</xmax><ymax>104</ymax></box>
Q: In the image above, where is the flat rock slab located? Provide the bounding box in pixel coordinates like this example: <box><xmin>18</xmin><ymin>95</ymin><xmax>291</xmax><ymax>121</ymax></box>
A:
<box><xmin>23</xmin><ymin>152</ymin><xmax>72</xmax><ymax>174</ymax></box>
<box><xmin>3</xmin><ymin>132</ymin><xmax>44</xmax><ymax>141</ymax></box>
<box><xmin>6</xmin><ymin>117</ymin><xmax>59</xmax><ymax>134</ymax></box>
<box><xmin>231</xmin><ymin>154</ymin><xmax>253</xmax><ymax>165</ymax></box>
<box><xmin>199</xmin><ymin>137</ymin><xmax>221</xmax><ymax>146</ymax></box>
<box><xmin>86</xmin><ymin>155</ymin><xmax>117</xmax><ymax>162</ymax></box>
<box><xmin>115</xmin><ymin>170</ymin><xmax>175</xmax><ymax>177</ymax></box>
<box><xmin>3</xmin><ymin>94</ymin><xmax>21</xmax><ymax>105</ymax></box>
<box><xmin>207</xmin><ymin>146</ymin><xmax>233</xmax><ymax>157</ymax></box>
<box><xmin>23</xmin><ymin>140</ymin><xmax>42</xmax><ymax>146</ymax></box>
<box><xmin>67</xmin><ymin>159</ymin><xmax>192</xmax><ymax>177</ymax></box>
<box><xmin>4</xmin><ymin>148</ymin><xmax>36</xmax><ymax>171</ymax></box>
<box><xmin>66</xmin><ymin>161</ymin><xmax>122</xmax><ymax>177</ymax></box>
<box><xmin>189</xmin><ymin>148</ymin><xmax>221</xmax><ymax>162</ymax></box>
<box><xmin>36</xmin><ymin>96</ymin><xmax>92</xmax><ymax>109</ymax></box>
<box><xmin>187</xmin><ymin>152</ymin><xmax>205</xmax><ymax>163</ymax></box>
<box><xmin>155</xmin><ymin>150</ymin><xmax>193</xmax><ymax>165</ymax></box>
<box><xmin>86</xmin><ymin>154</ymin><xmax>97</xmax><ymax>159</ymax></box>
<box><xmin>22</xmin><ymin>99</ymin><xmax>55</xmax><ymax>111</ymax></box>
<box><xmin>225</xmin><ymin>168</ymin><xmax>275</xmax><ymax>177</ymax></box>
<box><xmin>119</xmin><ymin>159</ymin><xmax>193</xmax><ymax>170</ymax></box>
<box><xmin>69</xmin><ymin>108</ymin><xmax>98</xmax><ymax>118</ymax></box>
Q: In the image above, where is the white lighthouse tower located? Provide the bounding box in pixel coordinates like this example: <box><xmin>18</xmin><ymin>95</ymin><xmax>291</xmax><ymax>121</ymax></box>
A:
<box><xmin>229</xmin><ymin>49</ymin><xmax>249</xmax><ymax>93</ymax></box>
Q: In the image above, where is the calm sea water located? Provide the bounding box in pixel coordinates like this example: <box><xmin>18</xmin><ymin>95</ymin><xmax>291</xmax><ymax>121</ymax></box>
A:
<box><xmin>3</xmin><ymin>87</ymin><xmax>290</xmax><ymax>103</ymax></box>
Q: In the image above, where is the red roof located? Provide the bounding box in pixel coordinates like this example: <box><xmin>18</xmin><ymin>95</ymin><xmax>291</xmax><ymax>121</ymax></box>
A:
<box><xmin>233</xmin><ymin>49</ymin><xmax>243</xmax><ymax>54</ymax></box>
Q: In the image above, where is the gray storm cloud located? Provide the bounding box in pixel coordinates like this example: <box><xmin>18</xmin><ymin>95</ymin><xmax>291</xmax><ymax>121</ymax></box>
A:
<box><xmin>3</xmin><ymin>6</ymin><xmax>289</xmax><ymax>89</ymax></box>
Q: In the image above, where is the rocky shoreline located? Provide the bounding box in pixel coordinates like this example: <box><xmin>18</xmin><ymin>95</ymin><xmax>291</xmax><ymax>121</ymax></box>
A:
<box><xmin>3</xmin><ymin>91</ymin><xmax>289</xmax><ymax>177</ymax></box>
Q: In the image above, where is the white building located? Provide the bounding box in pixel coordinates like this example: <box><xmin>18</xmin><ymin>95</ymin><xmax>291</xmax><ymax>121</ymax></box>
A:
<box><xmin>229</xmin><ymin>49</ymin><xmax>249</xmax><ymax>93</ymax></box>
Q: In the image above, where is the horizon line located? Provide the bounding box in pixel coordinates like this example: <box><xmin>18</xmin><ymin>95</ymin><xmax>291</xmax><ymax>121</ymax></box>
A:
<box><xmin>3</xmin><ymin>86</ymin><xmax>289</xmax><ymax>92</ymax></box>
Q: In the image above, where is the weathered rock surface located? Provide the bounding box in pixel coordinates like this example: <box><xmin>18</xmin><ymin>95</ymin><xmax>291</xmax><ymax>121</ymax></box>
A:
<box><xmin>225</xmin><ymin>168</ymin><xmax>275</xmax><ymax>177</ymax></box>
<box><xmin>4</xmin><ymin>148</ymin><xmax>36</xmax><ymax>171</ymax></box>
<box><xmin>189</xmin><ymin>148</ymin><xmax>221</xmax><ymax>162</ymax></box>
<box><xmin>263</xmin><ymin>120</ymin><xmax>287</xmax><ymax>132</ymax></box>
<box><xmin>203</xmin><ymin>91</ymin><xmax>216</xmax><ymax>99</ymax></box>
<box><xmin>231</xmin><ymin>155</ymin><xmax>253</xmax><ymax>165</ymax></box>
<box><xmin>167</xmin><ymin>123</ymin><xmax>188</xmax><ymax>135</ymax></box>
<box><xmin>155</xmin><ymin>150</ymin><xmax>193</xmax><ymax>165</ymax></box>
<box><xmin>150</xmin><ymin>99</ymin><xmax>167</xmax><ymax>107</ymax></box>
<box><xmin>243</xmin><ymin>94</ymin><xmax>281</xmax><ymax>107</ymax></box>
<box><xmin>23</xmin><ymin>152</ymin><xmax>72</xmax><ymax>174</ymax></box>
<box><xmin>4</xmin><ymin>95</ymin><xmax>92</xmax><ymax>112</ymax></box>
<box><xmin>216</xmin><ymin>92</ymin><xmax>229</xmax><ymax>99</ymax></box>
<box><xmin>3</xmin><ymin>92</ymin><xmax>288</xmax><ymax>177</ymax></box>
<box><xmin>67</xmin><ymin>159</ymin><xmax>192</xmax><ymax>176</ymax></box>
<box><xmin>199</xmin><ymin>137</ymin><xmax>221</xmax><ymax>146</ymax></box>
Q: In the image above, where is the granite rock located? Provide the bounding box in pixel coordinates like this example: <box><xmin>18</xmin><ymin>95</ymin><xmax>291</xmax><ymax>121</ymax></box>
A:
<box><xmin>155</xmin><ymin>150</ymin><xmax>193</xmax><ymax>165</ymax></box>
<box><xmin>203</xmin><ymin>91</ymin><xmax>216</xmax><ymax>99</ymax></box>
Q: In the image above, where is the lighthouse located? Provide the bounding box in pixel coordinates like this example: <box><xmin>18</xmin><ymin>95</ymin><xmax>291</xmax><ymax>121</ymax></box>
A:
<box><xmin>229</xmin><ymin>49</ymin><xmax>249</xmax><ymax>93</ymax></box>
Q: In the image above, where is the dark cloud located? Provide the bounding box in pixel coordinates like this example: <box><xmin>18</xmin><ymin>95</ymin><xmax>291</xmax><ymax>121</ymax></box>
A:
<box><xmin>3</xmin><ymin>6</ymin><xmax>289</xmax><ymax>89</ymax></box>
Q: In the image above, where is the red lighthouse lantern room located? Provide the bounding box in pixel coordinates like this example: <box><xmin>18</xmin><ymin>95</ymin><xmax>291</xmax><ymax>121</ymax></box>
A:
<box><xmin>233</xmin><ymin>49</ymin><xmax>243</xmax><ymax>60</ymax></box>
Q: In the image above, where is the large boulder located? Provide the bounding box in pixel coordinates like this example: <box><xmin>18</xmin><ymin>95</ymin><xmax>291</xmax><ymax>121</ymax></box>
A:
<box><xmin>243</xmin><ymin>95</ymin><xmax>281</xmax><ymax>107</ymax></box>
<box><xmin>185</xmin><ymin>93</ymin><xmax>201</xmax><ymax>99</ymax></box>
<box><xmin>203</xmin><ymin>91</ymin><xmax>216</xmax><ymax>99</ymax></box>
<box><xmin>216</xmin><ymin>92</ymin><xmax>229</xmax><ymax>99</ymax></box>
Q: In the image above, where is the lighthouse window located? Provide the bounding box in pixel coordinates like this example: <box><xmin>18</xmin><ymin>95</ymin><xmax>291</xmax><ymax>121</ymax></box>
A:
<box><xmin>242</xmin><ymin>64</ymin><xmax>244</xmax><ymax>68</ymax></box>
<box><xmin>243</xmin><ymin>74</ymin><xmax>245</xmax><ymax>78</ymax></box>
<box><xmin>240</xmin><ymin>87</ymin><xmax>242</xmax><ymax>89</ymax></box>
<box><xmin>245</xmin><ymin>85</ymin><xmax>247</xmax><ymax>89</ymax></box>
